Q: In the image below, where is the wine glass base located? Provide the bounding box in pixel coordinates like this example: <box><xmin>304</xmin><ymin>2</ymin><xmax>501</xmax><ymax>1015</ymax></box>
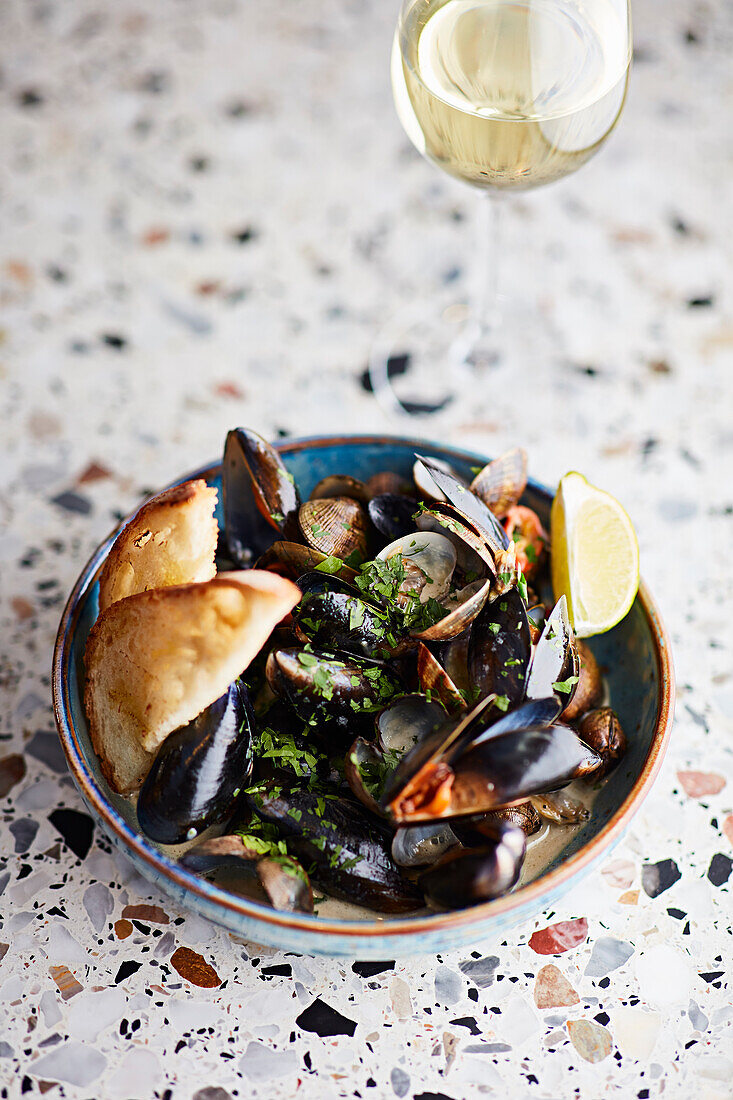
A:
<box><xmin>368</xmin><ymin>296</ymin><xmax>559</xmax><ymax>422</ymax></box>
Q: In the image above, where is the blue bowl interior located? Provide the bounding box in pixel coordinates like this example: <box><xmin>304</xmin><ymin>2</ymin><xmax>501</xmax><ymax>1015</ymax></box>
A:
<box><xmin>62</xmin><ymin>436</ymin><xmax>662</xmax><ymax>949</ymax></box>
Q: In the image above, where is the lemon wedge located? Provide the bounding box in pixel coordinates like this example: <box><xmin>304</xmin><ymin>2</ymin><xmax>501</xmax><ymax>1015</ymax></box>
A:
<box><xmin>551</xmin><ymin>471</ymin><xmax>640</xmax><ymax>638</ymax></box>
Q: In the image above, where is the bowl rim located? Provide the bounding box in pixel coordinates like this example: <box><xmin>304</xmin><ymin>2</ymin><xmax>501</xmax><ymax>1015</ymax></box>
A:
<box><xmin>52</xmin><ymin>433</ymin><xmax>676</xmax><ymax>939</ymax></box>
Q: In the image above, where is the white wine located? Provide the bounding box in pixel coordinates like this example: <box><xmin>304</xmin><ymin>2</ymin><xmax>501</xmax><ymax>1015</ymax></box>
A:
<box><xmin>393</xmin><ymin>0</ymin><xmax>631</xmax><ymax>190</ymax></box>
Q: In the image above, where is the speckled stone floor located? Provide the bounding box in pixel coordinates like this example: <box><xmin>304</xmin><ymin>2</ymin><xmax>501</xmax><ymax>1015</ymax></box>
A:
<box><xmin>1</xmin><ymin>0</ymin><xmax>732</xmax><ymax>1097</ymax></box>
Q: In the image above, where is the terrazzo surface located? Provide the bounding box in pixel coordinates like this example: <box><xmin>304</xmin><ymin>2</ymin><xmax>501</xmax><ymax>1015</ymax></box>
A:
<box><xmin>1</xmin><ymin>0</ymin><xmax>732</xmax><ymax>1097</ymax></box>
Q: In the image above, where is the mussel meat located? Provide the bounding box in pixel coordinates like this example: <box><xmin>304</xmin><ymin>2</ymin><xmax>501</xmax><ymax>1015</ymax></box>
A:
<box><xmin>386</xmin><ymin>711</ymin><xmax>601</xmax><ymax>823</ymax></box>
<box><xmin>530</xmin><ymin>789</ymin><xmax>589</xmax><ymax>824</ymax></box>
<box><xmin>137</xmin><ymin>680</ymin><xmax>254</xmax><ymax>845</ymax></box>
<box><xmin>180</xmin><ymin>834</ymin><xmax>313</xmax><ymax>913</ymax></box>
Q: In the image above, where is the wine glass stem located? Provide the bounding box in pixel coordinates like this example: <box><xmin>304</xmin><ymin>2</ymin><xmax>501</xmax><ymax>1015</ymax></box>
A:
<box><xmin>468</xmin><ymin>191</ymin><xmax>504</xmax><ymax>360</ymax></box>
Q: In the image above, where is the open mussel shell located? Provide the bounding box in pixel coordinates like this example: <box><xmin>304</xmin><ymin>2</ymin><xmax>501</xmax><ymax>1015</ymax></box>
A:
<box><xmin>468</xmin><ymin>586</ymin><xmax>531</xmax><ymax>707</ymax></box>
<box><xmin>377</xmin><ymin>531</ymin><xmax>457</xmax><ymax>605</ymax></box>
<box><xmin>299</xmin><ymin>496</ymin><xmax>369</xmax><ymax>563</ymax></box>
<box><xmin>413</xmin><ymin>456</ymin><xmax>468</xmax><ymax>503</ymax></box>
<box><xmin>180</xmin><ymin>836</ymin><xmax>313</xmax><ymax>913</ymax></box>
<box><xmin>388</xmin><ymin>719</ymin><xmax>601</xmax><ymax>823</ymax></box>
<box><xmin>294</xmin><ymin>572</ymin><xmax>395</xmax><ymax>661</ymax></box>
<box><xmin>416</xmin><ymin>644</ymin><xmax>465</xmax><ymax>713</ymax></box>
<box><xmin>249</xmin><ymin>789</ymin><xmax>422</xmax><ymax>913</ymax></box>
<box><xmin>469</xmin><ymin>448</ymin><xmax>528</xmax><ymax>519</ymax></box>
<box><xmin>526</xmin><ymin>596</ymin><xmax>579</xmax><ymax>706</ymax></box>
<box><xmin>223</xmin><ymin>428</ymin><xmax>300</xmax><ymax>564</ymax></box>
<box><xmin>256</xmin><ymin>542</ymin><xmax>357</xmax><ymax>584</ymax></box>
<box><xmin>530</xmin><ymin>789</ymin><xmax>589</xmax><ymax>824</ymax></box>
<box><xmin>414</xmin><ymin>456</ymin><xmax>510</xmax><ymax>556</ymax></box>
<box><xmin>419</xmin><ymin>822</ymin><xmax>526</xmax><ymax>909</ymax></box>
<box><xmin>137</xmin><ymin>681</ymin><xmax>254</xmax><ymax>846</ymax></box>
<box><xmin>379</xmin><ymin>695</ymin><xmax>497</xmax><ymax>814</ymax></box>
<box><xmin>309</xmin><ymin>474</ymin><xmax>370</xmax><ymax>505</ymax></box>
<box><xmin>368</xmin><ymin>493</ymin><xmax>420</xmax><ymax>543</ymax></box>
<box><xmin>416</xmin><ymin>509</ymin><xmax>489</xmax><ymax>578</ymax></box>
<box><xmin>265</xmin><ymin>648</ymin><xmax>398</xmax><ymax>730</ymax></box>
<box><xmin>376</xmin><ymin>693</ymin><xmax>448</xmax><ymax>756</ymax></box>
<box><xmin>392</xmin><ymin>822</ymin><xmax>460</xmax><ymax>868</ymax></box>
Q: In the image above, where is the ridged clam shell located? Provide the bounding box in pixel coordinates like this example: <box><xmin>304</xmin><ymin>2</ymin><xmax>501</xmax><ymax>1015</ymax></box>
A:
<box><xmin>469</xmin><ymin>448</ymin><xmax>528</xmax><ymax>518</ymax></box>
<box><xmin>299</xmin><ymin>496</ymin><xmax>369</xmax><ymax>561</ymax></box>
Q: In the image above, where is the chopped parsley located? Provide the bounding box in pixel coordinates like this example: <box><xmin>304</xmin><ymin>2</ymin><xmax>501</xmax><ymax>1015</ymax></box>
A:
<box><xmin>552</xmin><ymin>675</ymin><xmax>580</xmax><ymax>694</ymax></box>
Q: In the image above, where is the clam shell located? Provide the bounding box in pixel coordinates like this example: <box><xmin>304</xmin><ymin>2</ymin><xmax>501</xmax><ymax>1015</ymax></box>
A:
<box><xmin>309</xmin><ymin>475</ymin><xmax>370</xmax><ymax>504</ymax></box>
<box><xmin>378</xmin><ymin>531</ymin><xmax>457</xmax><ymax>604</ymax></box>
<box><xmin>412</xmin><ymin>578</ymin><xmax>491</xmax><ymax>642</ymax></box>
<box><xmin>299</xmin><ymin>496</ymin><xmax>369</xmax><ymax>561</ymax></box>
<box><xmin>469</xmin><ymin>448</ymin><xmax>528</xmax><ymax>518</ymax></box>
<box><xmin>256</xmin><ymin>541</ymin><xmax>358</xmax><ymax>583</ymax></box>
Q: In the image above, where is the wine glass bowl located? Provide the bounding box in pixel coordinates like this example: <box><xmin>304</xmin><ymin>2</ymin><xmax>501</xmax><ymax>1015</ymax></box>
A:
<box><xmin>372</xmin><ymin>0</ymin><xmax>632</xmax><ymax>417</ymax></box>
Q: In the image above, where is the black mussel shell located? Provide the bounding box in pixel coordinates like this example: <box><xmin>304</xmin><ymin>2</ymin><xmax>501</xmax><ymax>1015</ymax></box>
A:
<box><xmin>256</xmin><ymin>542</ymin><xmax>358</xmax><ymax>584</ymax></box>
<box><xmin>419</xmin><ymin>822</ymin><xmax>526</xmax><ymax>908</ymax></box>
<box><xmin>294</xmin><ymin>573</ymin><xmax>395</xmax><ymax>661</ymax></box>
<box><xmin>223</xmin><ymin>428</ymin><xmax>300</xmax><ymax>565</ymax></box>
<box><xmin>249</xmin><ymin>789</ymin><xmax>422</xmax><ymax>913</ymax></box>
<box><xmin>138</xmin><ymin>681</ymin><xmax>254</xmax><ymax>845</ymax></box>
<box><xmin>368</xmin><ymin>493</ymin><xmax>420</xmax><ymax>543</ymax></box>
<box><xmin>468</xmin><ymin>586</ymin><xmax>531</xmax><ymax>707</ymax></box>
<box><xmin>526</xmin><ymin>596</ymin><xmax>579</xmax><ymax>706</ymax></box>
<box><xmin>445</xmin><ymin>724</ymin><xmax>602</xmax><ymax>819</ymax></box>
<box><xmin>461</xmin><ymin>696</ymin><xmax>562</xmax><ymax>752</ymax></box>
<box><xmin>387</xmin><ymin>717</ymin><xmax>600</xmax><ymax>823</ymax></box>
<box><xmin>414</xmin><ymin>455</ymin><xmax>510</xmax><ymax>554</ymax></box>
<box><xmin>379</xmin><ymin>695</ymin><xmax>497</xmax><ymax>813</ymax></box>
<box><xmin>345</xmin><ymin>736</ymin><xmax>386</xmax><ymax>815</ymax></box>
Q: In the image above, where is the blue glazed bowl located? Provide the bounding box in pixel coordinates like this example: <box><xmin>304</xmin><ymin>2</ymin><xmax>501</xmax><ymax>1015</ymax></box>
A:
<box><xmin>53</xmin><ymin>435</ymin><xmax>675</xmax><ymax>957</ymax></box>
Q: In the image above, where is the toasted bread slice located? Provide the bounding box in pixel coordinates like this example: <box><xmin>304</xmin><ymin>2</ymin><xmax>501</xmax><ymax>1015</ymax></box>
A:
<box><xmin>84</xmin><ymin>570</ymin><xmax>301</xmax><ymax>794</ymax></box>
<box><xmin>98</xmin><ymin>479</ymin><xmax>218</xmax><ymax>614</ymax></box>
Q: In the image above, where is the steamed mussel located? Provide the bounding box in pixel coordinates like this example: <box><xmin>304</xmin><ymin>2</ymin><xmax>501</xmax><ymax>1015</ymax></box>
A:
<box><xmin>126</xmin><ymin>429</ymin><xmax>628</xmax><ymax>916</ymax></box>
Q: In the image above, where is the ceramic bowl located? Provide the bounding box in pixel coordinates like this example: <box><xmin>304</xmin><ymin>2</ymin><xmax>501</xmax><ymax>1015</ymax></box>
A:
<box><xmin>53</xmin><ymin>435</ymin><xmax>675</xmax><ymax>957</ymax></box>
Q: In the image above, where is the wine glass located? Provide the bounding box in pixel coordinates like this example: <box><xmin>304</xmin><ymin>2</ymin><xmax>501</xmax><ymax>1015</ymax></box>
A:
<box><xmin>370</xmin><ymin>0</ymin><xmax>632</xmax><ymax>418</ymax></box>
